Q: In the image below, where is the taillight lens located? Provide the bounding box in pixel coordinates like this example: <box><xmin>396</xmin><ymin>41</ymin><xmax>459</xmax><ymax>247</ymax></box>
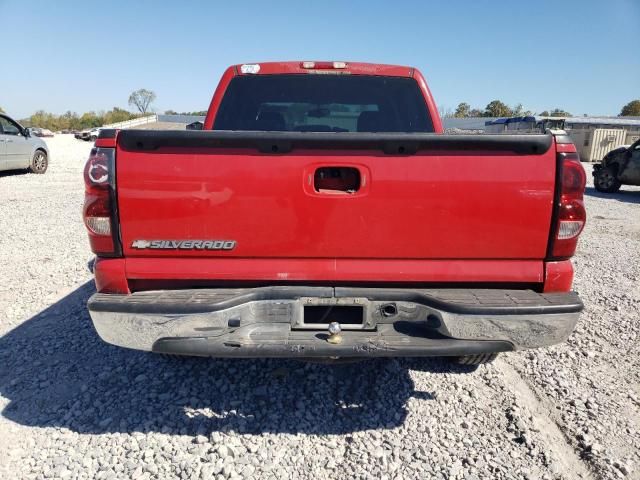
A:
<box><xmin>551</xmin><ymin>152</ymin><xmax>586</xmax><ymax>258</ymax></box>
<box><xmin>83</xmin><ymin>147</ymin><xmax>121</xmax><ymax>256</ymax></box>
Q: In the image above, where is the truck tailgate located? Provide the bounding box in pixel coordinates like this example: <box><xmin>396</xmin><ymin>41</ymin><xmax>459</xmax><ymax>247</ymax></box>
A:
<box><xmin>115</xmin><ymin>131</ymin><xmax>556</xmax><ymax>267</ymax></box>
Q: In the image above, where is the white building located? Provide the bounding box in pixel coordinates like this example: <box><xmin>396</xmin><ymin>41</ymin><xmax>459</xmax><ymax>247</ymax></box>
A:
<box><xmin>484</xmin><ymin>116</ymin><xmax>640</xmax><ymax>162</ymax></box>
<box><xmin>564</xmin><ymin>117</ymin><xmax>640</xmax><ymax>162</ymax></box>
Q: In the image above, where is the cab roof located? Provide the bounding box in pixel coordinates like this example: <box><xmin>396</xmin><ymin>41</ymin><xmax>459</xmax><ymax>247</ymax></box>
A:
<box><xmin>232</xmin><ymin>61</ymin><xmax>415</xmax><ymax>77</ymax></box>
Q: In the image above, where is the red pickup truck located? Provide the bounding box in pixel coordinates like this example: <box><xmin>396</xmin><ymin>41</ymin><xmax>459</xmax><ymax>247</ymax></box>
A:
<box><xmin>83</xmin><ymin>61</ymin><xmax>586</xmax><ymax>364</ymax></box>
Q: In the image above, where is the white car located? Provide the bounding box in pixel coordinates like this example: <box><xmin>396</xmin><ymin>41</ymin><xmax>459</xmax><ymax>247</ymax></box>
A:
<box><xmin>87</xmin><ymin>128</ymin><xmax>103</xmax><ymax>141</ymax></box>
<box><xmin>0</xmin><ymin>114</ymin><xmax>49</xmax><ymax>174</ymax></box>
<box><xmin>76</xmin><ymin>127</ymin><xmax>103</xmax><ymax>141</ymax></box>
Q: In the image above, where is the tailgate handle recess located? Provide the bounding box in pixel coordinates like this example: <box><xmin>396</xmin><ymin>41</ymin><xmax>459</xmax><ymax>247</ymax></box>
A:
<box><xmin>314</xmin><ymin>167</ymin><xmax>361</xmax><ymax>194</ymax></box>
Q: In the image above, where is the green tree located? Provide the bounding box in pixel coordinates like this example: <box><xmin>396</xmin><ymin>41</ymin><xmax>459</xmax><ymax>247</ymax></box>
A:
<box><xmin>79</xmin><ymin>111</ymin><xmax>102</xmax><ymax>128</ymax></box>
<box><xmin>469</xmin><ymin>108</ymin><xmax>484</xmax><ymax>117</ymax></box>
<box><xmin>484</xmin><ymin>100</ymin><xmax>512</xmax><ymax>117</ymax></box>
<box><xmin>620</xmin><ymin>100</ymin><xmax>640</xmax><ymax>116</ymax></box>
<box><xmin>128</xmin><ymin>89</ymin><xmax>156</xmax><ymax>114</ymax></box>
<box><xmin>30</xmin><ymin>110</ymin><xmax>61</xmax><ymax>130</ymax></box>
<box><xmin>511</xmin><ymin>103</ymin><xmax>533</xmax><ymax>117</ymax></box>
<box><xmin>22</xmin><ymin>107</ymin><xmax>141</xmax><ymax>131</ymax></box>
<box><xmin>438</xmin><ymin>105</ymin><xmax>454</xmax><ymax>118</ymax></box>
<box><xmin>540</xmin><ymin>108</ymin><xmax>571</xmax><ymax>117</ymax></box>
<box><xmin>164</xmin><ymin>109</ymin><xmax>208</xmax><ymax>116</ymax></box>
<box><xmin>58</xmin><ymin>111</ymin><xmax>80</xmax><ymax>130</ymax></box>
<box><xmin>512</xmin><ymin>103</ymin><xmax>524</xmax><ymax>116</ymax></box>
<box><xmin>103</xmin><ymin>107</ymin><xmax>138</xmax><ymax>125</ymax></box>
<box><xmin>454</xmin><ymin>102</ymin><xmax>471</xmax><ymax>118</ymax></box>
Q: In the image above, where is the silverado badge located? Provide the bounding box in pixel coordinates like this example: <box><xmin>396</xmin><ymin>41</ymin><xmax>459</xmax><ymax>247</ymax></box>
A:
<box><xmin>131</xmin><ymin>240</ymin><xmax>236</xmax><ymax>250</ymax></box>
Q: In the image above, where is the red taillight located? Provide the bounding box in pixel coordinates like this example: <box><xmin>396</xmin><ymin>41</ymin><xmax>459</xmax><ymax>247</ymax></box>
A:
<box><xmin>83</xmin><ymin>147</ymin><xmax>121</xmax><ymax>256</ymax></box>
<box><xmin>551</xmin><ymin>152</ymin><xmax>586</xmax><ymax>258</ymax></box>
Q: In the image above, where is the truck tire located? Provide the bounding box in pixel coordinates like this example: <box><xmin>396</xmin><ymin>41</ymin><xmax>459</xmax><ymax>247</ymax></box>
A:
<box><xmin>90</xmin><ymin>135</ymin><xmax>98</xmax><ymax>141</ymax></box>
<box><xmin>594</xmin><ymin>166</ymin><xmax>621</xmax><ymax>193</ymax></box>
<box><xmin>29</xmin><ymin>150</ymin><xmax>48</xmax><ymax>174</ymax></box>
<box><xmin>450</xmin><ymin>353</ymin><xmax>498</xmax><ymax>366</ymax></box>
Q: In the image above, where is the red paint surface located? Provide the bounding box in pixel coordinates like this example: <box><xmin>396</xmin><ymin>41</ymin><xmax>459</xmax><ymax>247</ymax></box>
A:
<box><xmin>95</xmin><ymin>137</ymin><xmax>117</xmax><ymax>148</ymax></box>
<box><xmin>88</xmin><ymin>62</ymin><xmax>583</xmax><ymax>294</ymax></box>
<box><xmin>124</xmin><ymin>258</ymin><xmax>543</xmax><ymax>283</ymax></box>
<box><xmin>94</xmin><ymin>258</ymin><xmax>129</xmax><ymax>294</ymax></box>
<box><xmin>556</xmin><ymin>143</ymin><xmax>577</xmax><ymax>153</ymax></box>
<box><xmin>115</xmin><ymin>147</ymin><xmax>556</xmax><ymax>263</ymax></box>
<box><xmin>543</xmin><ymin>260</ymin><xmax>574</xmax><ymax>292</ymax></box>
<box><xmin>95</xmin><ymin>257</ymin><xmax>572</xmax><ymax>295</ymax></box>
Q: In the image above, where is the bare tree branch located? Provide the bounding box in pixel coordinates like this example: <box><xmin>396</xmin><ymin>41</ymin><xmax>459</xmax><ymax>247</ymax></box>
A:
<box><xmin>128</xmin><ymin>89</ymin><xmax>157</xmax><ymax>114</ymax></box>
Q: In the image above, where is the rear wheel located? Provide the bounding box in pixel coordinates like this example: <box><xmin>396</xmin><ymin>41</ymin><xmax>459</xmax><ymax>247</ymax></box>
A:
<box><xmin>594</xmin><ymin>166</ymin><xmax>621</xmax><ymax>193</ymax></box>
<box><xmin>29</xmin><ymin>150</ymin><xmax>48</xmax><ymax>174</ymax></box>
<box><xmin>90</xmin><ymin>135</ymin><xmax>97</xmax><ymax>141</ymax></box>
<box><xmin>450</xmin><ymin>352</ymin><xmax>498</xmax><ymax>366</ymax></box>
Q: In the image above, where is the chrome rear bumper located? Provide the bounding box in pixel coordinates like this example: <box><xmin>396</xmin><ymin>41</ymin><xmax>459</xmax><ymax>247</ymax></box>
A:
<box><xmin>88</xmin><ymin>287</ymin><xmax>582</xmax><ymax>358</ymax></box>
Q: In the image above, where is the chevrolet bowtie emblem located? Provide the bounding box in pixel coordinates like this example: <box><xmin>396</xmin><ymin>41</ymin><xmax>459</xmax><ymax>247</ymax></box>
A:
<box><xmin>131</xmin><ymin>240</ymin><xmax>151</xmax><ymax>249</ymax></box>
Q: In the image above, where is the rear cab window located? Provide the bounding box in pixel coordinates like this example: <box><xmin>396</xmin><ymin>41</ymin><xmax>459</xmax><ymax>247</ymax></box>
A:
<box><xmin>213</xmin><ymin>75</ymin><xmax>434</xmax><ymax>133</ymax></box>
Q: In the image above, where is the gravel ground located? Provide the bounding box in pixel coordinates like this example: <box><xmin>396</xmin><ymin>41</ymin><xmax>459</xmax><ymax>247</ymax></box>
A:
<box><xmin>0</xmin><ymin>135</ymin><xmax>638</xmax><ymax>480</ymax></box>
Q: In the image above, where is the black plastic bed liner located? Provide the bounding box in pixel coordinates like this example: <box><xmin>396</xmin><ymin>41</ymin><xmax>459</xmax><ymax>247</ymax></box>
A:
<box><xmin>115</xmin><ymin>130</ymin><xmax>553</xmax><ymax>155</ymax></box>
<box><xmin>88</xmin><ymin>287</ymin><xmax>583</xmax><ymax>316</ymax></box>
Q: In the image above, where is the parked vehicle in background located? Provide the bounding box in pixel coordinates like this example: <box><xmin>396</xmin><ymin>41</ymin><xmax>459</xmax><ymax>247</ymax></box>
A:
<box><xmin>34</xmin><ymin>128</ymin><xmax>54</xmax><ymax>137</ymax></box>
<box><xmin>186</xmin><ymin>120</ymin><xmax>204</xmax><ymax>130</ymax></box>
<box><xmin>75</xmin><ymin>130</ymin><xmax>90</xmax><ymax>140</ymax></box>
<box><xmin>76</xmin><ymin>127</ymin><xmax>103</xmax><ymax>141</ymax></box>
<box><xmin>0</xmin><ymin>114</ymin><xmax>49</xmax><ymax>173</ymax></box>
<box><xmin>593</xmin><ymin>140</ymin><xmax>640</xmax><ymax>192</ymax></box>
<box><xmin>87</xmin><ymin>128</ymin><xmax>102</xmax><ymax>141</ymax></box>
<box><xmin>26</xmin><ymin>127</ymin><xmax>52</xmax><ymax>137</ymax></box>
<box><xmin>75</xmin><ymin>130</ymin><xmax>88</xmax><ymax>140</ymax></box>
<box><xmin>83</xmin><ymin>61</ymin><xmax>586</xmax><ymax>364</ymax></box>
<box><xmin>484</xmin><ymin>116</ymin><xmax>566</xmax><ymax>133</ymax></box>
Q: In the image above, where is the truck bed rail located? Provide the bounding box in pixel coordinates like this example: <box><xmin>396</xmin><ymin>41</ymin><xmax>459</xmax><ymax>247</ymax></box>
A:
<box><xmin>117</xmin><ymin>130</ymin><xmax>553</xmax><ymax>155</ymax></box>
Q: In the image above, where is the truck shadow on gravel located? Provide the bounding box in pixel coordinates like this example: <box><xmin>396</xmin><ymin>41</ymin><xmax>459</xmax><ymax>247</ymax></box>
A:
<box><xmin>585</xmin><ymin>186</ymin><xmax>640</xmax><ymax>204</ymax></box>
<box><xmin>0</xmin><ymin>282</ymin><xmax>473</xmax><ymax>436</ymax></box>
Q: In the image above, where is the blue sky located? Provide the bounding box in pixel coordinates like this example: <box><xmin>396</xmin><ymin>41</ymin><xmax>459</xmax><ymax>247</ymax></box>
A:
<box><xmin>1</xmin><ymin>0</ymin><xmax>638</xmax><ymax>119</ymax></box>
